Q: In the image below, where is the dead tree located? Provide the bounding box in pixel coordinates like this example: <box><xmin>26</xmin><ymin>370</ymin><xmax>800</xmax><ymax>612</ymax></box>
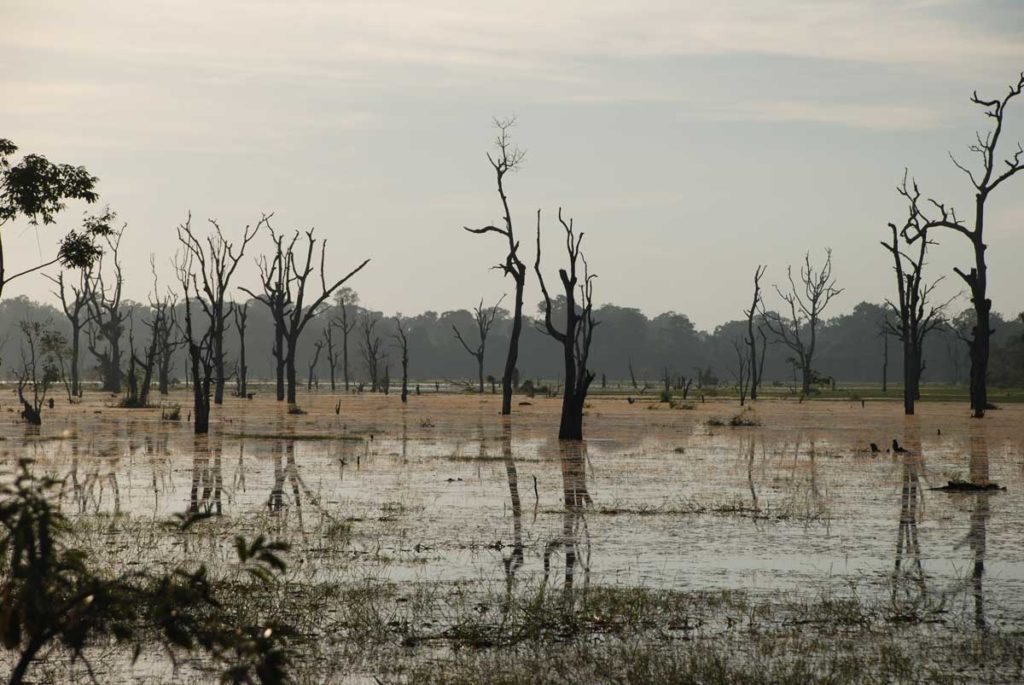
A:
<box><xmin>452</xmin><ymin>296</ymin><xmax>504</xmax><ymax>393</ymax></box>
<box><xmin>898</xmin><ymin>73</ymin><xmax>1024</xmax><ymax>417</ymax></box>
<box><xmin>233</xmin><ymin>302</ymin><xmax>249</xmax><ymax>397</ymax></box>
<box><xmin>882</xmin><ymin>208</ymin><xmax>949</xmax><ymax>415</ymax></box>
<box><xmin>177</xmin><ymin>213</ymin><xmax>264</xmax><ymax>404</ymax></box>
<box><xmin>393</xmin><ymin>316</ymin><xmax>410</xmax><ymax>404</ymax></box>
<box><xmin>175</xmin><ymin>247</ymin><xmax>215</xmax><ymax>435</ymax></box>
<box><xmin>154</xmin><ymin>293</ymin><xmax>182</xmax><ymax>395</ymax></box>
<box><xmin>15</xmin><ymin>320</ymin><xmax>60</xmax><ymax>425</ymax></box>
<box><xmin>278</xmin><ymin>228</ymin><xmax>369</xmax><ymax>406</ymax></box>
<box><xmin>322</xmin><ymin>322</ymin><xmax>339</xmax><ymax>391</ymax></box>
<box><xmin>761</xmin><ymin>250</ymin><xmax>843</xmax><ymax>396</ymax></box>
<box><xmin>306</xmin><ymin>338</ymin><xmax>324</xmax><ymax>391</ymax></box>
<box><xmin>744</xmin><ymin>265</ymin><xmax>767</xmax><ymax>400</ymax></box>
<box><xmin>359</xmin><ymin>312</ymin><xmax>383</xmax><ymax>392</ymax></box>
<box><xmin>465</xmin><ymin>118</ymin><xmax>527</xmax><ymax>415</ymax></box>
<box><xmin>535</xmin><ymin>209</ymin><xmax>598</xmax><ymax>441</ymax></box>
<box><xmin>241</xmin><ymin>229</ymin><xmax>291</xmax><ymax>401</ymax></box>
<box><xmin>730</xmin><ymin>338</ymin><xmax>751</xmax><ymax>406</ymax></box>
<box><xmin>333</xmin><ymin>287</ymin><xmax>358</xmax><ymax>391</ymax></box>
<box><xmin>85</xmin><ymin>228</ymin><xmax>128</xmax><ymax>392</ymax></box>
<box><xmin>48</xmin><ymin>269</ymin><xmax>92</xmax><ymax>397</ymax></box>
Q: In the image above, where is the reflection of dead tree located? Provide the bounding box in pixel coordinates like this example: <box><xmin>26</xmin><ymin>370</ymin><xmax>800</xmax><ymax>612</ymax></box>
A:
<box><xmin>188</xmin><ymin>436</ymin><xmax>223</xmax><ymax>516</ymax></box>
<box><xmin>464</xmin><ymin>118</ymin><xmax>528</xmax><ymax>416</ymax></box>
<box><xmin>893</xmin><ymin>453</ymin><xmax>925</xmax><ymax>603</ymax></box>
<box><xmin>177</xmin><ymin>213</ymin><xmax>265</xmax><ymax>405</ymax></box>
<box><xmin>452</xmin><ymin>296</ymin><xmax>504</xmax><ymax>394</ymax></box>
<box><xmin>501</xmin><ymin>421</ymin><xmax>524</xmax><ymax>591</ymax></box>
<box><xmin>535</xmin><ymin>209</ymin><xmax>598</xmax><ymax>440</ymax></box>
<box><xmin>761</xmin><ymin>250</ymin><xmax>842</xmax><ymax>396</ymax></box>
<box><xmin>744</xmin><ymin>265</ymin><xmax>767</xmax><ymax>400</ymax></box>
<box><xmin>544</xmin><ymin>441</ymin><xmax>592</xmax><ymax>611</ymax></box>
<box><xmin>392</xmin><ymin>316</ymin><xmax>410</xmax><ymax>404</ymax></box>
<box><xmin>359</xmin><ymin>313</ymin><xmax>383</xmax><ymax>392</ymax></box>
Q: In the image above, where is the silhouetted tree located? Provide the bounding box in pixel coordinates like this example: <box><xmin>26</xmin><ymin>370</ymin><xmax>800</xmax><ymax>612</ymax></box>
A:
<box><xmin>0</xmin><ymin>139</ymin><xmax>102</xmax><ymax>301</ymax></box>
<box><xmin>85</xmin><ymin>227</ymin><xmax>128</xmax><ymax>392</ymax></box>
<box><xmin>882</xmin><ymin>199</ymin><xmax>949</xmax><ymax>415</ymax></box>
<box><xmin>14</xmin><ymin>320</ymin><xmax>60</xmax><ymax>425</ymax></box>
<box><xmin>175</xmin><ymin>242</ymin><xmax>215</xmax><ymax>435</ymax></box>
<box><xmin>762</xmin><ymin>250</ymin><xmax>842</xmax><ymax>395</ymax></box>
<box><xmin>332</xmin><ymin>287</ymin><xmax>358</xmax><ymax>392</ymax></box>
<box><xmin>177</xmin><ymin>214</ymin><xmax>264</xmax><ymax>404</ymax></box>
<box><xmin>898</xmin><ymin>73</ymin><xmax>1024</xmax><ymax>417</ymax></box>
<box><xmin>241</xmin><ymin>229</ymin><xmax>291</xmax><ymax>401</ymax></box>
<box><xmin>49</xmin><ymin>269</ymin><xmax>91</xmax><ymax>397</ymax></box>
<box><xmin>730</xmin><ymin>338</ymin><xmax>750</xmax><ymax>406</ymax></box>
<box><xmin>393</xmin><ymin>315</ymin><xmax>410</xmax><ymax>404</ymax></box>
<box><xmin>360</xmin><ymin>312</ymin><xmax>382</xmax><ymax>392</ymax></box>
<box><xmin>306</xmin><ymin>337</ymin><xmax>324</xmax><ymax>391</ymax></box>
<box><xmin>452</xmin><ymin>296</ymin><xmax>504</xmax><ymax>393</ymax></box>
<box><xmin>322</xmin><ymin>322</ymin><xmax>339</xmax><ymax>391</ymax></box>
<box><xmin>233</xmin><ymin>301</ymin><xmax>249</xmax><ymax>397</ymax></box>
<box><xmin>465</xmin><ymin>118</ymin><xmax>527</xmax><ymax>415</ymax></box>
<box><xmin>276</xmin><ymin>227</ymin><xmax>368</xmax><ymax>407</ymax></box>
<box><xmin>535</xmin><ymin>209</ymin><xmax>598</xmax><ymax>441</ymax></box>
<box><xmin>744</xmin><ymin>265</ymin><xmax>767</xmax><ymax>400</ymax></box>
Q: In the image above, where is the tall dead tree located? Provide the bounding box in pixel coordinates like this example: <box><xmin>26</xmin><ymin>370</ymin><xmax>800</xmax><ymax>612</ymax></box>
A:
<box><xmin>899</xmin><ymin>73</ymin><xmax>1024</xmax><ymax>417</ymax></box>
<box><xmin>882</xmin><ymin>202</ymin><xmax>949</xmax><ymax>415</ymax></box>
<box><xmin>49</xmin><ymin>269</ymin><xmax>91</xmax><ymax>397</ymax></box>
<box><xmin>360</xmin><ymin>312</ymin><xmax>383</xmax><ymax>392</ymax></box>
<box><xmin>277</xmin><ymin>228</ymin><xmax>369</xmax><ymax>406</ymax></box>
<box><xmin>333</xmin><ymin>287</ymin><xmax>358</xmax><ymax>391</ymax></box>
<box><xmin>535</xmin><ymin>209</ymin><xmax>598</xmax><ymax>441</ymax></box>
<box><xmin>15</xmin><ymin>320</ymin><xmax>60</xmax><ymax>425</ymax></box>
<box><xmin>233</xmin><ymin>302</ymin><xmax>249</xmax><ymax>397</ymax></box>
<box><xmin>154</xmin><ymin>292</ymin><xmax>182</xmax><ymax>395</ymax></box>
<box><xmin>177</xmin><ymin>213</ymin><xmax>264</xmax><ymax>404</ymax></box>
<box><xmin>452</xmin><ymin>296</ymin><xmax>504</xmax><ymax>393</ymax></box>
<box><xmin>175</xmin><ymin>247</ymin><xmax>215</xmax><ymax>435</ymax></box>
<box><xmin>306</xmin><ymin>338</ymin><xmax>324</xmax><ymax>391</ymax></box>
<box><xmin>393</xmin><ymin>316</ymin><xmax>410</xmax><ymax>404</ymax></box>
<box><xmin>744</xmin><ymin>265</ymin><xmax>767</xmax><ymax>400</ymax></box>
<box><xmin>465</xmin><ymin>118</ymin><xmax>527</xmax><ymax>415</ymax></box>
<box><xmin>85</xmin><ymin>228</ymin><xmax>128</xmax><ymax>392</ymax></box>
<box><xmin>241</xmin><ymin>230</ymin><xmax>291</xmax><ymax>401</ymax></box>
<box><xmin>761</xmin><ymin>250</ymin><xmax>843</xmax><ymax>396</ymax></box>
<box><xmin>322</xmin><ymin>323</ymin><xmax>339</xmax><ymax>391</ymax></box>
<box><xmin>730</xmin><ymin>338</ymin><xmax>751</xmax><ymax>406</ymax></box>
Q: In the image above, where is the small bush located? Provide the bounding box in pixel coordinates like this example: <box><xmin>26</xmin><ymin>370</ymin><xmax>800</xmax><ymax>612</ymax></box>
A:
<box><xmin>161</xmin><ymin>403</ymin><xmax>181</xmax><ymax>421</ymax></box>
<box><xmin>658</xmin><ymin>389</ymin><xmax>672</xmax><ymax>403</ymax></box>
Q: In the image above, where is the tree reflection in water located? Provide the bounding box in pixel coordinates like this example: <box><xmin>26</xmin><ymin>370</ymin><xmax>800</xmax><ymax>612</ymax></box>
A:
<box><xmin>543</xmin><ymin>440</ymin><xmax>592</xmax><ymax>610</ymax></box>
<box><xmin>501</xmin><ymin>420</ymin><xmax>524</xmax><ymax>592</ymax></box>
<box><xmin>188</xmin><ymin>434</ymin><xmax>222</xmax><ymax>515</ymax></box>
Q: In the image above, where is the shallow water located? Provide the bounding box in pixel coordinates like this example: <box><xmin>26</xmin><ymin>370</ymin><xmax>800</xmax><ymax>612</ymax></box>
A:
<box><xmin>5</xmin><ymin>391</ymin><xmax>1024</xmax><ymax>671</ymax></box>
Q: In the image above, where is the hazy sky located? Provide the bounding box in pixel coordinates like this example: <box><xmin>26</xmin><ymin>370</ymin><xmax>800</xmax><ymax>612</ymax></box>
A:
<box><xmin>3</xmin><ymin>0</ymin><xmax>1024</xmax><ymax>329</ymax></box>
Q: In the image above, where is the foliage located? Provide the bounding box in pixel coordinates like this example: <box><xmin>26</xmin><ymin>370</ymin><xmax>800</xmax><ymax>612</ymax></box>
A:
<box><xmin>0</xmin><ymin>461</ymin><xmax>293</xmax><ymax>684</ymax></box>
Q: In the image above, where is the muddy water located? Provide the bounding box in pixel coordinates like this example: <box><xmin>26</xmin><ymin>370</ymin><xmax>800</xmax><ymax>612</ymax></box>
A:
<box><xmin>5</xmin><ymin>392</ymin><xmax>1024</xmax><ymax>632</ymax></box>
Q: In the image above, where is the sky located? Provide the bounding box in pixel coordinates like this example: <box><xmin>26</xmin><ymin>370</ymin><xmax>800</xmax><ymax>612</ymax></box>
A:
<box><xmin>3</xmin><ymin>0</ymin><xmax>1024</xmax><ymax>330</ymax></box>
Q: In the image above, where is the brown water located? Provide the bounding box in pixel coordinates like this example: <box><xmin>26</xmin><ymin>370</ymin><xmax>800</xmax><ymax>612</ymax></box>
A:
<box><xmin>4</xmin><ymin>391</ymin><xmax>1024</xmax><ymax>677</ymax></box>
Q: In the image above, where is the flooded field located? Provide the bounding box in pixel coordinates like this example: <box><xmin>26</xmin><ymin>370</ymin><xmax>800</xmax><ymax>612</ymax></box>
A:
<box><xmin>3</xmin><ymin>391</ymin><xmax>1024</xmax><ymax>683</ymax></box>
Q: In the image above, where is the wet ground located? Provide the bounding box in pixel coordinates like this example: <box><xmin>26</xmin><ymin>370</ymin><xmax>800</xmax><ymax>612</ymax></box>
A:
<box><xmin>3</xmin><ymin>390</ymin><xmax>1023</xmax><ymax>681</ymax></box>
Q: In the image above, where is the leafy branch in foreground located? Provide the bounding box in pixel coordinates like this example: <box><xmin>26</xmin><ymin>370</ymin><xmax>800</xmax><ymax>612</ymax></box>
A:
<box><xmin>0</xmin><ymin>460</ymin><xmax>293</xmax><ymax>684</ymax></box>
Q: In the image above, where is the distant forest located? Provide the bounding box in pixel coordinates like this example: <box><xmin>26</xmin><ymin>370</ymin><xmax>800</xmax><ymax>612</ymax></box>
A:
<box><xmin>3</xmin><ymin>293</ymin><xmax>1022</xmax><ymax>391</ymax></box>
